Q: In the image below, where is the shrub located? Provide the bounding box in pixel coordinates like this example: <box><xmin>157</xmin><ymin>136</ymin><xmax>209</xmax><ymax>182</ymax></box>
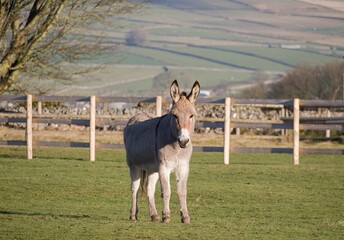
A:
<box><xmin>125</xmin><ymin>28</ymin><xmax>148</xmax><ymax>46</ymax></box>
<box><xmin>239</xmin><ymin>61</ymin><xmax>343</xmax><ymax>100</ymax></box>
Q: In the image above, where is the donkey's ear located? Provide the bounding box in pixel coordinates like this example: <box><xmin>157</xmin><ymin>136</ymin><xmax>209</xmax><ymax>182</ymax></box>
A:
<box><xmin>170</xmin><ymin>80</ymin><xmax>180</xmax><ymax>103</ymax></box>
<box><xmin>188</xmin><ymin>81</ymin><xmax>200</xmax><ymax>103</ymax></box>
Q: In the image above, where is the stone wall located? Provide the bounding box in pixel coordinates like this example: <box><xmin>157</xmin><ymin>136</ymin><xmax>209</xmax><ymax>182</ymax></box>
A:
<box><xmin>1</xmin><ymin>101</ymin><xmax>343</xmax><ymax>132</ymax></box>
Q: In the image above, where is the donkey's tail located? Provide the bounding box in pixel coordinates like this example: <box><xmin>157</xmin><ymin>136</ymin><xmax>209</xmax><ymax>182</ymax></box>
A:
<box><xmin>141</xmin><ymin>170</ymin><xmax>147</xmax><ymax>197</ymax></box>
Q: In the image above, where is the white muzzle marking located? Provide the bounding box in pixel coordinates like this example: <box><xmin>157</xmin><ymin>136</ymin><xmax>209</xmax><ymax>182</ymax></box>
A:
<box><xmin>178</xmin><ymin>128</ymin><xmax>190</xmax><ymax>148</ymax></box>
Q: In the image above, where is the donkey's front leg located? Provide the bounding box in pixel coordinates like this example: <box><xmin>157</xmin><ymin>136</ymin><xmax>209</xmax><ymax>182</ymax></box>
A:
<box><xmin>147</xmin><ymin>172</ymin><xmax>160</xmax><ymax>221</ymax></box>
<box><xmin>176</xmin><ymin>162</ymin><xmax>190</xmax><ymax>224</ymax></box>
<box><xmin>159</xmin><ymin>166</ymin><xmax>171</xmax><ymax>223</ymax></box>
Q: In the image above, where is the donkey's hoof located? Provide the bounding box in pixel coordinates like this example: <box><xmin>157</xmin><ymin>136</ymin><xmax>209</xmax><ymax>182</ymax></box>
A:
<box><xmin>181</xmin><ymin>216</ymin><xmax>190</xmax><ymax>224</ymax></box>
<box><xmin>129</xmin><ymin>215</ymin><xmax>137</xmax><ymax>221</ymax></box>
<box><xmin>180</xmin><ymin>212</ymin><xmax>190</xmax><ymax>224</ymax></box>
<box><xmin>162</xmin><ymin>216</ymin><xmax>170</xmax><ymax>223</ymax></box>
<box><xmin>151</xmin><ymin>214</ymin><xmax>160</xmax><ymax>222</ymax></box>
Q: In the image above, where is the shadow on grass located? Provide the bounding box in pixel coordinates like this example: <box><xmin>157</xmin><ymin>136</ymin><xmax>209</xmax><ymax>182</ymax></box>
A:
<box><xmin>0</xmin><ymin>154</ymin><xmax>27</xmax><ymax>160</ymax></box>
<box><xmin>35</xmin><ymin>156</ymin><xmax>88</xmax><ymax>162</ymax></box>
<box><xmin>0</xmin><ymin>153</ymin><xmax>88</xmax><ymax>162</ymax></box>
<box><xmin>0</xmin><ymin>210</ymin><xmax>92</xmax><ymax>220</ymax></box>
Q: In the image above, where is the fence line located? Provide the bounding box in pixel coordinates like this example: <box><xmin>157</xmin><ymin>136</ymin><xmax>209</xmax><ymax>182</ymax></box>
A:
<box><xmin>0</xmin><ymin>95</ymin><xmax>343</xmax><ymax>164</ymax></box>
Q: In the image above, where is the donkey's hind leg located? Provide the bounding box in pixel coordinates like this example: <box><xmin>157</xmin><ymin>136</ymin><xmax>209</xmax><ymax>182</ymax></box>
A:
<box><xmin>129</xmin><ymin>167</ymin><xmax>141</xmax><ymax>221</ymax></box>
<box><xmin>147</xmin><ymin>172</ymin><xmax>160</xmax><ymax>221</ymax></box>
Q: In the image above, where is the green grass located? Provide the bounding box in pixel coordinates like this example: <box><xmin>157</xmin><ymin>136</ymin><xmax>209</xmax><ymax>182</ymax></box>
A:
<box><xmin>1</xmin><ymin>147</ymin><xmax>343</xmax><ymax>239</ymax></box>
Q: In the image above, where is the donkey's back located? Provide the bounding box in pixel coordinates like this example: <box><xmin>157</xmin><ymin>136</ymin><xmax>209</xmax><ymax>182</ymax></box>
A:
<box><xmin>124</xmin><ymin>112</ymin><xmax>160</xmax><ymax>170</ymax></box>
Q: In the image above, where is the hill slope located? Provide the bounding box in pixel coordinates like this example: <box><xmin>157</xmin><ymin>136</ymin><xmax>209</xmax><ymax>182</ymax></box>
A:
<box><xmin>55</xmin><ymin>0</ymin><xmax>344</xmax><ymax>97</ymax></box>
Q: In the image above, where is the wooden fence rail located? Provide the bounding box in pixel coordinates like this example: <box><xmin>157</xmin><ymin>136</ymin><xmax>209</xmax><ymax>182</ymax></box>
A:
<box><xmin>0</xmin><ymin>95</ymin><xmax>343</xmax><ymax>164</ymax></box>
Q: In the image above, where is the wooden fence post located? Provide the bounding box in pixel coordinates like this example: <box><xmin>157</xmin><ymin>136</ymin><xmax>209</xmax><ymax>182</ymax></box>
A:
<box><xmin>293</xmin><ymin>98</ymin><xmax>300</xmax><ymax>165</ymax></box>
<box><xmin>156</xmin><ymin>96</ymin><xmax>162</xmax><ymax>117</ymax></box>
<box><xmin>326</xmin><ymin>108</ymin><xmax>331</xmax><ymax>138</ymax></box>
<box><xmin>224</xmin><ymin>97</ymin><xmax>231</xmax><ymax>164</ymax></box>
<box><xmin>36</xmin><ymin>101</ymin><xmax>42</xmax><ymax>131</ymax></box>
<box><xmin>281</xmin><ymin>106</ymin><xmax>286</xmax><ymax>136</ymax></box>
<box><xmin>38</xmin><ymin>101</ymin><xmax>42</xmax><ymax>114</ymax></box>
<box><xmin>90</xmin><ymin>96</ymin><xmax>96</xmax><ymax>161</ymax></box>
<box><xmin>236</xmin><ymin>106</ymin><xmax>241</xmax><ymax>136</ymax></box>
<box><xmin>26</xmin><ymin>94</ymin><xmax>33</xmax><ymax>160</ymax></box>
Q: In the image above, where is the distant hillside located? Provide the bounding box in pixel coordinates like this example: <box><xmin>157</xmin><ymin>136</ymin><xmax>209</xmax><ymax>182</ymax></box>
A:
<box><xmin>54</xmin><ymin>0</ymin><xmax>344</xmax><ymax>97</ymax></box>
<box><xmin>151</xmin><ymin>0</ymin><xmax>233</xmax><ymax>10</ymax></box>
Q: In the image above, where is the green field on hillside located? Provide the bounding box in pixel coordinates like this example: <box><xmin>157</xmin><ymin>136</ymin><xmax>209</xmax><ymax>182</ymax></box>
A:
<box><xmin>57</xmin><ymin>0</ymin><xmax>344</xmax><ymax>97</ymax></box>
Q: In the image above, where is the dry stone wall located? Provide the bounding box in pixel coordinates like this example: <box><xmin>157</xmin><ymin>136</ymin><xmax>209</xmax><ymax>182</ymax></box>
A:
<box><xmin>1</xmin><ymin>101</ymin><xmax>343</xmax><ymax>132</ymax></box>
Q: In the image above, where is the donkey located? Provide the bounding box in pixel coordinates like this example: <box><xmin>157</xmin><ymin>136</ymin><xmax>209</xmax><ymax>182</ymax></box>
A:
<box><xmin>124</xmin><ymin>80</ymin><xmax>200</xmax><ymax>224</ymax></box>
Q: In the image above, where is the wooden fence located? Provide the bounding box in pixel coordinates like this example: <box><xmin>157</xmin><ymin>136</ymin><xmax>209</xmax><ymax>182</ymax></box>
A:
<box><xmin>0</xmin><ymin>95</ymin><xmax>343</xmax><ymax>164</ymax></box>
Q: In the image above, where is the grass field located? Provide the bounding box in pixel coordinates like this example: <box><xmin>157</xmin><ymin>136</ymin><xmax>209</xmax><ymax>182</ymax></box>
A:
<box><xmin>0</xmin><ymin>147</ymin><xmax>343</xmax><ymax>239</ymax></box>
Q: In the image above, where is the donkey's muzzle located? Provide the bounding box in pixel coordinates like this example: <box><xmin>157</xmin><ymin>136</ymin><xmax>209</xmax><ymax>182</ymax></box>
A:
<box><xmin>178</xmin><ymin>137</ymin><xmax>189</xmax><ymax>148</ymax></box>
<box><xmin>178</xmin><ymin>129</ymin><xmax>190</xmax><ymax>148</ymax></box>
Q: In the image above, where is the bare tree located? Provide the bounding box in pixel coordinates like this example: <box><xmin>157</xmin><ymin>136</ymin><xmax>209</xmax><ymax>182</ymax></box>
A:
<box><xmin>0</xmin><ymin>0</ymin><xmax>139</xmax><ymax>93</ymax></box>
<box><xmin>125</xmin><ymin>28</ymin><xmax>148</xmax><ymax>46</ymax></box>
<box><xmin>152</xmin><ymin>69</ymin><xmax>176</xmax><ymax>96</ymax></box>
<box><xmin>269</xmin><ymin>61</ymin><xmax>343</xmax><ymax>100</ymax></box>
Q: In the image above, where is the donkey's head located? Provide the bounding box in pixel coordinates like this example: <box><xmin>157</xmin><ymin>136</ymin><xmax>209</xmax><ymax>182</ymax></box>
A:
<box><xmin>170</xmin><ymin>80</ymin><xmax>200</xmax><ymax>148</ymax></box>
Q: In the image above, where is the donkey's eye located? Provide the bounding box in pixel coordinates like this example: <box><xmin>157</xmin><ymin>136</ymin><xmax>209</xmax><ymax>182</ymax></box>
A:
<box><xmin>190</xmin><ymin>115</ymin><xmax>194</xmax><ymax>119</ymax></box>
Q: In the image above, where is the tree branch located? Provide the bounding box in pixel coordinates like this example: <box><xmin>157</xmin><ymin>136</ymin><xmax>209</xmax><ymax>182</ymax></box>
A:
<box><xmin>1</xmin><ymin>0</ymin><xmax>140</xmax><ymax>93</ymax></box>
